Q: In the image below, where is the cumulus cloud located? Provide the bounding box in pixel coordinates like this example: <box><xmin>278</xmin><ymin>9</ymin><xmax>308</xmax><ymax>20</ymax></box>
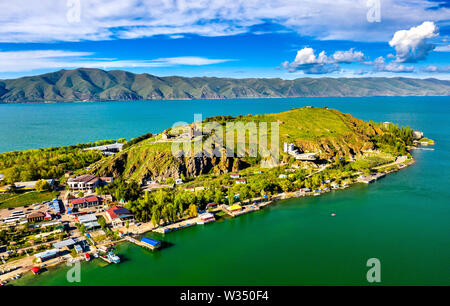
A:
<box><xmin>0</xmin><ymin>0</ymin><xmax>448</xmax><ymax>43</ymax></box>
<box><xmin>434</xmin><ymin>45</ymin><xmax>450</xmax><ymax>52</ymax></box>
<box><xmin>389</xmin><ymin>21</ymin><xmax>439</xmax><ymax>63</ymax></box>
<box><xmin>422</xmin><ymin>64</ymin><xmax>450</xmax><ymax>73</ymax></box>
<box><xmin>0</xmin><ymin>50</ymin><xmax>232</xmax><ymax>72</ymax></box>
<box><xmin>282</xmin><ymin>47</ymin><xmax>364</xmax><ymax>74</ymax></box>
<box><xmin>372</xmin><ymin>56</ymin><xmax>414</xmax><ymax>73</ymax></box>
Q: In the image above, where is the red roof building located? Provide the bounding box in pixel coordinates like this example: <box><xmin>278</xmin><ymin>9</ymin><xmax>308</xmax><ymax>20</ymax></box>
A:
<box><xmin>106</xmin><ymin>205</ymin><xmax>135</xmax><ymax>227</ymax></box>
<box><xmin>69</xmin><ymin>196</ymin><xmax>102</xmax><ymax>209</ymax></box>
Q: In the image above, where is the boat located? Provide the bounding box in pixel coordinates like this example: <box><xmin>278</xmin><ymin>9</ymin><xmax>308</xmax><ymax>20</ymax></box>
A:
<box><xmin>84</xmin><ymin>253</ymin><xmax>91</xmax><ymax>261</ymax></box>
<box><xmin>92</xmin><ymin>252</ymin><xmax>99</xmax><ymax>258</ymax></box>
<box><xmin>107</xmin><ymin>252</ymin><xmax>120</xmax><ymax>264</ymax></box>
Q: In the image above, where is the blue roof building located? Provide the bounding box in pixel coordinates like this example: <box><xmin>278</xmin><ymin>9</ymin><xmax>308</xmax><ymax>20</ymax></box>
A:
<box><xmin>141</xmin><ymin>237</ymin><xmax>161</xmax><ymax>249</ymax></box>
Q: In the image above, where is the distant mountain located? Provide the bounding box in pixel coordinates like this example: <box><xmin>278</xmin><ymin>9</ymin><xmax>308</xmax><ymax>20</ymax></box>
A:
<box><xmin>0</xmin><ymin>68</ymin><xmax>449</xmax><ymax>103</ymax></box>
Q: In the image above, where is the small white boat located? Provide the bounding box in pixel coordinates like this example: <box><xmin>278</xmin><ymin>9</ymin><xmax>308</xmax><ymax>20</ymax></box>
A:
<box><xmin>107</xmin><ymin>252</ymin><xmax>120</xmax><ymax>264</ymax></box>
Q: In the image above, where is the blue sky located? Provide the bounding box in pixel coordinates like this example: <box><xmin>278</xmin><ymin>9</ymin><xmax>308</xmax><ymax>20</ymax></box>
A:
<box><xmin>0</xmin><ymin>0</ymin><xmax>449</xmax><ymax>79</ymax></box>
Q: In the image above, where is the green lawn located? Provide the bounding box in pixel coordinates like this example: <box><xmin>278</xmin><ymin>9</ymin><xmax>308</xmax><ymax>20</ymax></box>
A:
<box><xmin>0</xmin><ymin>191</ymin><xmax>59</xmax><ymax>209</ymax></box>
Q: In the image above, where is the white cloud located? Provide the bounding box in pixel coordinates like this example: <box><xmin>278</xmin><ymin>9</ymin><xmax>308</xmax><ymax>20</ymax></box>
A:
<box><xmin>422</xmin><ymin>65</ymin><xmax>450</xmax><ymax>73</ymax></box>
<box><xmin>389</xmin><ymin>21</ymin><xmax>439</xmax><ymax>63</ymax></box>
<box><xmin>0</xmin><ymin>50</ymin><xmax>232</xmax><ymax>73</ymax></box>
<box><xmin>372</xmin><ymin>56</ymin><xmax>414</xmax><ymax>73</ymax></box>
<box><xmin>0</xmin><ymin>0</ymin><xmax>448</xmax><ymax>43</ymax></box>
<box><xmin>434</xmin><ymin>45</ymin><xmax>450</xmax><ymax>52</ymax></box>
<box><xmin>331</xmin><ymin>49</ymin><xmax>365</xmax><ymax>63</ymax></box>
<box><xmin>283</xmin><ymin>47</ymin><xmax>364</xmax><ymax>74</ymax></box>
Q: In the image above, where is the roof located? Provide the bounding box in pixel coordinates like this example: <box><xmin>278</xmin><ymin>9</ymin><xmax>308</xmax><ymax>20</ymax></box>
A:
<box><xmin>107</xmin><ymin>205</ymin><xmax>134</xmax><ymax>219</ymax></box>
<box><xmin>52</xmin><ymin>238</ymin><xmax>76</xmax><ymax>249</ymax></box>
<box><xmin>34</xmin><ymin>249</ymin><xmax>59</xmax><ymax>259</ymax></box>
<box><xmin>141</xmin><ymin>237</ymin><xmax>161</xmax><ymax>247</ymax></box>
<box><xmin>13</xmin><ymin>179</ymin><xmax>54</xmax><ymax>189</ymax></box>
<box><xmin>70</xmin><ymin>196</ymin><xmax>101</xmax><ymax>205</ymax></box>
<box><xmin>77</xmin><ymin>214</ymin><xmax>97</xmax><ymax>223</ymax></box>
<box><xmin>199</xmin><ymin>213</ymin><xmax>214</xmax><ymax>219</ymax></box>
<box><xmin>84</xmin><ymin>143</ymin><xmax>123</xmax><ymax>152</ymax></box>
<box><xmin>27</xmin><ymin>212</ymin><xmax>45</xmax><ymax>219</ymax></box>
<box><xmin>84</xmin><ymin>221</ymin><xmax>100</xmax><ymax>229</ymax></box>
<box><xmin>68</xmin><ymin>174</ymin><xmax>99</xmax><ymax>184</ymax></box>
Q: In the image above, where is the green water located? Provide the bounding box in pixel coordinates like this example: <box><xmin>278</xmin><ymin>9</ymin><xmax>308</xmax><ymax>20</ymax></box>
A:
<box><xmin>4</xmin><ymin>96</ymin><xmax>450</xmax><ymax>285</ymax></box>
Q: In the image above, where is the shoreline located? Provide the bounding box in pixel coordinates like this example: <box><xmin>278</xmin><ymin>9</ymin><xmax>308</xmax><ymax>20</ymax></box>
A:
<box><xmin>3</xmin><ymin>155</ymin><xmax>417</xmax><ymax>285</ymax></box>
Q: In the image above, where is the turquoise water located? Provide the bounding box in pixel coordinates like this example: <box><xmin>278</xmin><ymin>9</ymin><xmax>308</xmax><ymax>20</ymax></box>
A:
<box><xmin>0</xmin><ymin>96</ymin><xmax>448</xmax><ymax>153</ymax></box>
<box><xmin>3</xmin><ymin>96</ymin><xmax>450</xmax><ymax>285</ymax></box>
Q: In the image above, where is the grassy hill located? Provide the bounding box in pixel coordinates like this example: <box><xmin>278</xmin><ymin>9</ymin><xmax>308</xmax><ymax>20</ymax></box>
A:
<box><xmin>1</xmin><ymin>68</ymin><xmax>449</xmax><ymax>103</ymax></box>
<box><xmin>91</xmin><ymin>107</ymin><xmax>386</xmax><ymax>183</ymax></box>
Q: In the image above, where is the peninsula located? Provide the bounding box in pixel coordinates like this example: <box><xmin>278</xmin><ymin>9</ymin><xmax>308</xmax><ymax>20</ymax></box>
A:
<box><xmin>0</xmin><ymin>107</ymin><xmax>433</xmax><ymax>284</ymax></box>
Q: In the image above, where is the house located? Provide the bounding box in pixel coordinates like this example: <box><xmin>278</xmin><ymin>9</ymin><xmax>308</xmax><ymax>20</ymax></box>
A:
<box><xmin>27</xmin><ymin>212</ymin><xmax>45</xmax><ymax>223</ymax></box>
<box><xmin>69</xmin><ymin>196</ymin><xmax>103</xmax><ymax>210</ymax></box>
<box><xmin>106</xmin><ymin>205</ymin><xmax>135</xmax><ymax>227</ymax></box>
<box><xmin>197</xmin><ymin>213</ymin><xmax>216</xmax><ymax>225</ymax></box>
<box><xmin>34</xmin><ymin>249</ymin><xmax>59</xmax><ymax>263</ymax></box>
<box><xmin>331</xmin><ymin>182</ymin><xmax>340</xmax><ymax>189</ymax></box>
<box><xmin>10</xmin><ymin>179</ymin><xmax>55</xmax><ymax>191</ymax></box>
<box><xmin>230</xmin><ymin>173</ymin><xmax>240</xmax><ymax>179</ymax></box>
<box><xmin>229</xmin><ymin>204</ymin><xmax>242</xmax><ymax>212</ymax></box>
<box><xmin>67</xmin><ymin>175</ymin><xmax>113</xmax><ymax>193</ymax></box>
<box><xmin>283</xmin><ymin>142</ymin><xmax>318</xmax><ymax>161</ymax></box>
<box><xmin>76</xmin><ymin>214</ymin><xmax>101</xmax><ymax>230</ymax></box>
<box><xmin>278</xmin><ymin>174</ymin><xmax>287</xmax><ymax>178</ymax></box>
<box><xmin>83</xmin><ymin>143</ymin><xmax>124</xmax><ymax>156</ymax></box>
<box><xmin>52</xmin><ymin>238</ymin><xmax>77</xmax><ymax>250</ymax></box>
<box><xmin>175</xmin><ymin>178</ymin><xmax>184</xmax><ymax>185</ymax></box>
<box><xmin>206</xmin><ymin>203</ymin><xmax>218</xmax><ymax>209</ymax></box>
<box><xmin>236</xmin><ymin>179</ymin><xmax>247</xmax><ymax>184</ymax></box>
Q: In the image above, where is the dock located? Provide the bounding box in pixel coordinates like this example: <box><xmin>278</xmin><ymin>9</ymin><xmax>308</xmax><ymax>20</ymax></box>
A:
<box><xmin>124</xmin><ymin>236</ymin><xmax>161</xmax><ymax>250</ymax></box>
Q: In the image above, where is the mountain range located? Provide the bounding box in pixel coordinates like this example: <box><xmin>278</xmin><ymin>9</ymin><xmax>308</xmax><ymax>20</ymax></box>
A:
<box><xmin>0</xmin><ymin>68</ymin><xmax>449</xmax><ymax>103</ymax></box>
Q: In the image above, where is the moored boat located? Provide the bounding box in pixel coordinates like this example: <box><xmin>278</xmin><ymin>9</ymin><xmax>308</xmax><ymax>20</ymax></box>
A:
<box><xmin>107</xmin><ymin>252</ymin><xmax>120</xmax><ymax>264</ymax></box>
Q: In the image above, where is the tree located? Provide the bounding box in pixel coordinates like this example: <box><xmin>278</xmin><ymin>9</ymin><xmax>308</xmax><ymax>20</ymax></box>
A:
<box><xmin>125</xmin><ymin>220</ymin><xmax>129</xmax><ymax>229</ymax></box>
<box><xmin>227</xmin><ymin>189</ymin><xmax>235</xmax><ymax>205</ymax></box>
<box><xmin>35</xmin><ymin>179</ymin><xmax>51</xmax><ymax>192</ymax></box>
<box><xmin>187</xmin><ymin>204</ymin><xmax>198</xmax><ymax>218</ymax></box>
<box><xmin>98</xmin><ymin>216</ymin><xmax>106</xmax><ymax>229</ymax></box>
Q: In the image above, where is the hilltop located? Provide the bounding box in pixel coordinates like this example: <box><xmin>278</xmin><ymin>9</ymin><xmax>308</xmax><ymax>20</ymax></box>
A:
<box><xmin>0</xmin><ymin>68</ymin><xmax>449</xmax><ymax>103</ymax></box>
<box><xmin>91</xmin><ymin>107</ymin><xmax>390</xmax><ymax>183</ymax></box>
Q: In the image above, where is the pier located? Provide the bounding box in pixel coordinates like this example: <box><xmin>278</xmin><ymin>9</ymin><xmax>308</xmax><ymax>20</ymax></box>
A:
<box><xmin>124</xmin><ymin>236</ymin><xmax>161</xmax><ymax>250</ymax></box>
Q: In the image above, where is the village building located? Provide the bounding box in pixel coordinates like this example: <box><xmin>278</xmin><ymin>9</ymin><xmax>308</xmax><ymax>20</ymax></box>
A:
<box><xmin>236</xmin><ymin>179</ymin><xmax>247</xmax><ymax>184</ymax></box>
<box><xmin>34</xmin><ymin>249</ymin><xmax>60</xmax><ymax>263</ymax></box>
<box><xmin>0</xmin><ymin>179</ymin><xmax>55</xmax><ymax>192</ymax></box>
<box><xmin>106</xmin><ymin>205</ymin><xmax>135</xmax><ymax>227</ymax></box>
<box><xmin>76</xmin><ymin>214</ymin><xmax>101</xmax><ymax>230</ymax></box>
<box><xmin>52</xmin><ymin>238</ymin><xmax>77</xmax><ymax>250</ymax></box>
<box><xmin>68</xmin><ymin>195</ymin><xmax>103</xmax><ymax>210</ymax></box>
<box><xmin>83</xmin><ymin>142</ymin><xmax>124</xmax><ymax>156</ymax></box>
<box><xmin>283</xmin><ymin>142</ymin><xmax>318</xmax><ymax>161</ymax></box>
<box><xmin>67</xmin><ymin>174</ymin><xmax>113</xmax><ymax>193</ymax></box>
<box><xmin>27</xmin><ymin>212</ymin><xmax>45</xmax><ymax>223</ymax></box>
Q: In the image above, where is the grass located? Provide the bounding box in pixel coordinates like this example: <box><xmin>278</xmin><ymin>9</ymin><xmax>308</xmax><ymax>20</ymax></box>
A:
<box><xmin>0</xmin><ymin>191</ymin><xmax>59</xmax><ymax>209</ymax></box>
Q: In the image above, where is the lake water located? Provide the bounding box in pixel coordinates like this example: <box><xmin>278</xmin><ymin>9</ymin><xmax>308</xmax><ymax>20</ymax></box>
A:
<box><xmin>3</xmin><ymin>96</ymin><xmax>450</xmax><ymax>285</ymax></box>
